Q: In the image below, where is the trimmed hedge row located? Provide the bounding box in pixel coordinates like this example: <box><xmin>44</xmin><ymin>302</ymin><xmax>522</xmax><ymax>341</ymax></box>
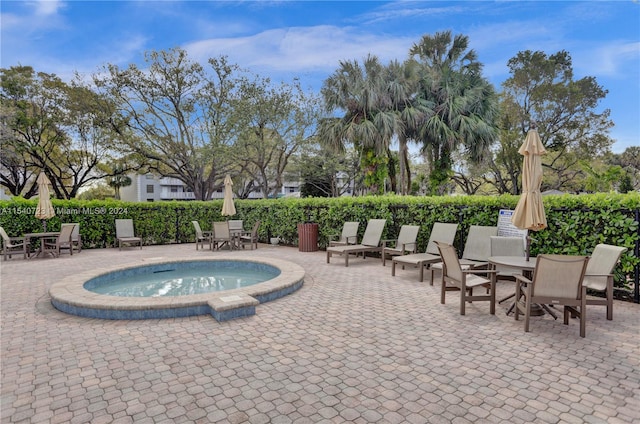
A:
<box><xmin>1</xmin><ymin>193</ymin><xmax>638</xmax><ymax>291</ymax></box>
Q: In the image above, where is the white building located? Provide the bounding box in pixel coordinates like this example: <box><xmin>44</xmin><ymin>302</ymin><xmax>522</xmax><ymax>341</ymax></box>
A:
<box><xmin>119</xmin><ymin>174</ymin><xmax>301</xmax><ymax>202</ymax></box>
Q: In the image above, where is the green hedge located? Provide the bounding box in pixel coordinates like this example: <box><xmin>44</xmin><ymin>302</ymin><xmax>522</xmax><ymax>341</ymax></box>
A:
<box><xmin>1</xmin><ymin>193</ymin><xmax>638</xmax><ymax>292</ymax></box>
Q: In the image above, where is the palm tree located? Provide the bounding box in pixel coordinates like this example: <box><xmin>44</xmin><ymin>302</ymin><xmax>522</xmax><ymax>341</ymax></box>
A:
<box><xmin>384</xmin><ymin>59</ymin><xmax>431</xmax><ymax>194</ymax></box>
<box><xmin>106</xmin><ymin>165</ymin><xmax>132</xmax><ymax>200</ymax></box>
<box><xmin>410</xmin><ymin>31</ymin><xmax>498</xmax><ymax>195</ymax></box>
<box><xmin>319</xmin><ymin>55</ymin><xmax>397</xmax><ymax>194</ymax></box>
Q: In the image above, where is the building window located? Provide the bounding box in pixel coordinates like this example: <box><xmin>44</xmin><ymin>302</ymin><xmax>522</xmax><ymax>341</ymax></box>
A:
<box><xmin>170</xmin><ymin>186</ymin><xmax>178</xmax><ymax>193</ymax></box>
<box><xmin>146</xmin><ymin>185</ymin><xmax>154</xmax><ymax>194</ymax></box>
<box><xmin>145</xmin><ymin>174</ymin><xmax>154</xmax><ymax>180</ymax></box>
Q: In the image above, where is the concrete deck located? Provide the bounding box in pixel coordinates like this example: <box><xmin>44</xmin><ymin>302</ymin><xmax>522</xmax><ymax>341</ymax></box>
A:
<box><xmin>1</xmin><ymin>243</ymin><xmax>639</xmax><ymax>423</ymax></box>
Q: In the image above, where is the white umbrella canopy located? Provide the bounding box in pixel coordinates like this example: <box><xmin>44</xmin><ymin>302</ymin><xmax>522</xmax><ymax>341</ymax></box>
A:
<box><xmin>221</xmin><ymin>174</ymin><xmax>236</xmax><ymax>216</ymax></box>
<box><xmin>511</xmin><ymin>128</ymin><xmax>547</xmax><ymax>260</ymax></box>
<box><xmin>35</xmin><ymin>171</ymin><xmax>56</xmax><ymax>231</ymax></box>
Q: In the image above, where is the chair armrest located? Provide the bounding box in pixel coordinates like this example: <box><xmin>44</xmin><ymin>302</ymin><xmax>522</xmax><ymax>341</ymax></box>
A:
<box><xmin>400</xmin><ymin>242</ymin><xmax>417</xmax><ymax>252</ymax></box>
<box><xmin>514</xmin><ymin>274</ymin><xmax>532</xmax><ymax>285</ymax></box>
<box><xmin>381</xmin><ymin>239</ymin><xmax>397</xmax><ymax>248</ymax></box>
<box><xmin>462</xmin><ymin>269</ymin><xmax>496</xmax><ymax>274</ymax></box>
<box><xmin>345</xmin><ymin>235</ymin><xmax>357</xmax><ymax>244</ymax></box>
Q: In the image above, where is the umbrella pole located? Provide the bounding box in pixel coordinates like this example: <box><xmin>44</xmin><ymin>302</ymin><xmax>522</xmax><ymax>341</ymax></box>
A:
<box><xmin>525</xmin><ymin>235</ymin><xmax>531</xmax><ymax>261</ymax></box>
<box><xmin>42</xmin><ymin>219</ymin><xmax>47</xmax><ymax>232</ymax></box>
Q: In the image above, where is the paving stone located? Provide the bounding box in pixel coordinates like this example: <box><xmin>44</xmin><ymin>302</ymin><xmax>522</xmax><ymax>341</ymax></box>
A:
<box><xmin>1</xmin><ymin>244</ymin><xmax>639</xmax><ymax>423</ymax></box>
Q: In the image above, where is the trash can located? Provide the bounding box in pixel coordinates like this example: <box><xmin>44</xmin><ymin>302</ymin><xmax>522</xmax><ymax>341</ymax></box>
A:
<box><xmin>297</xmin><ymin>223</ymin><xmax>319</xmax><ymax>252</ymax></box>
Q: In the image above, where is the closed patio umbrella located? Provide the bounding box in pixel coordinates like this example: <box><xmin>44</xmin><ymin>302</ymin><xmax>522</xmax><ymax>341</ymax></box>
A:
<box><xmin>511</xmin><ymin>127</ymin><xmax>547</xmax><ymax>260</ymax></box>
<box><xmin>221</xmin><ymin>174</ymin><xmax>236</xmax><ymax>216</ymax></box>
<box><xmin>35</xmin><ymin>172</ymin><xmax>56</xmax><ymax>231</ymax></box>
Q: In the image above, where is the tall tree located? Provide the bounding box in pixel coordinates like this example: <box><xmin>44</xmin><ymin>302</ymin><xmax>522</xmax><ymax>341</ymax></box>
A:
<box><xmin>94</xmin><ymin>49</ymin><xmax>242</xmax><ymax>200</ymax></box>
<box><xmin>384</xmin><ymin>60</ymin><xmax>429</xmax><ymax>194</ymax></box>
<box><xmin>491</xmin><ymin>50</ymin><xmax>614</xmax><ymax>193</ymax></box>
<box><xmin>0</xmin><ymin>66</ymin><xmax>123</xmax><ymax>199</ymax></box>
<box><xmin>233</xmin><ymin>78</ymin><xmax>320</xmax><ymax>199</ymax></box>
<box><xmin>319</xmin><ymin>55</ymin><xmax>398</xmax><ymax>194</ymax></box>
<box><xmin>409</xmin><ymin>31</ymin><xmax>499</xmax><ymax>195</ymax></box>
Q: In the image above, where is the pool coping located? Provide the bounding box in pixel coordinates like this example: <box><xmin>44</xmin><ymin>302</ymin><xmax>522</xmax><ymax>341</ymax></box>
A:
<box><xmin>48</xmin><ymin>255</ymin><xmax>305</xmax><ymax>321</ymax></box>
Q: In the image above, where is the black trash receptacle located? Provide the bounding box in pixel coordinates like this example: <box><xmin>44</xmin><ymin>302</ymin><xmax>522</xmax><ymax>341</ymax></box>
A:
<box><xmin>297</xmin><ymin>223</ymin><xmax>319</xmax><ymax>252</ymax></box>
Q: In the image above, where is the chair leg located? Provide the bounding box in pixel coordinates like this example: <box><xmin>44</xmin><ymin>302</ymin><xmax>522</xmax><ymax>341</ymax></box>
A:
<box><xmin>523</xmin><ymin>288</ymin><xmax>532</xmax><ymax>333</ymax></box>
<box><xmin>606</xmin><ymin>276</ymin><xmax>613</xmax><ymax>320</ymax></box>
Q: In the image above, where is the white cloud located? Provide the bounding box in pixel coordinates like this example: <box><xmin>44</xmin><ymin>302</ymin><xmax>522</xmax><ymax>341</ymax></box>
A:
<box><xmin>29</xmin><ymin>0</ymin><xmax>65</xmax><ymax>16</ymax></box>
<box><xmin>185</xmin><ymin>25</ymin><xmax>415</xmax><ymax>74</ymax></box>
<box><xmin>573</xmin><ymin>41</ymin><xmax>640</xmax><ymax>78</ymax></box>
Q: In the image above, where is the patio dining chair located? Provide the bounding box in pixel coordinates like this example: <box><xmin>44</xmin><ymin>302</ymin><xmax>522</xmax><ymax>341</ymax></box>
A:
<box><xmin>192</xmin><ymin>221</ymin><xmax>212</xmax><ymax>250</ymax></box>
<box><xmin>42</xmin><ymin>224</ymin><xmax>76</xmax><ymax>258</ymax></box>
<box><xmin>212</xmin><ymin>221</ymin><xmax>233</xmax><ymax>251</ymax></box>
<box><xmin>491</xmin><ymin>236</ymin><xmax>527</xmax><ymax>311</ymax></box>
<box><xmin>0</xmin><ymin>226</ymin><xmax>27</xmax><ymax>260</ymax></box>
<box><xmin>239</xmin><ymin>221</ymin><xmax>261</xmax><ymax>250</ymax></box>
<box><xmin>61</xmin><ymin>223</ymin><xmax>82</xmax><ymax>253</ymax></box>
<box><xmin>514</xmin><ymin>254</ymin><xmax>590</xmax><ymax>337</ymax></box>
<box><xmin>435</xmin><ymin>241</ymin><xmax>497</xmax><ymax>315</ymax></box>
<box><xmin>429</xmin><ymin>225</ymin><xmax>497</xmax><ymax>283</ymax></box>
<box><xmin>583</xmin><ymin>244</ymin><xmax>627</xmax><ymax>320</ymax></box>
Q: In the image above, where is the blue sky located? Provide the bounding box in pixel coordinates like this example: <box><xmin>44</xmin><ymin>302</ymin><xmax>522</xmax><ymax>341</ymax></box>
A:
<box><xmin>1</xmin><ymin>0</ymin><xmax>638</xmax><ymax>153</ymax></box>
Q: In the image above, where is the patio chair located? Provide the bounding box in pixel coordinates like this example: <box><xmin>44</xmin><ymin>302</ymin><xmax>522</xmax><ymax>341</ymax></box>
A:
<box><xmin>514</xmin><ymin>254</ymin><xmax>589</xmax><ymax>337</ymax></box>
<box><xmin>328</xmin><ymin>221</ymin><xmax>359</xmax><ymax>247</ymax></box>
<box><xmin>435</xmin><ymin>241</ymin><xmax>497</xmax><ymax>315</ymax></box>
<box><xmin>228</xmin><ymin>220</ymin><xmax>243</xmax><ymax>233</ymax></box>
<box><xmin>61</xmin><ymin>223</ymin><xmax>82</xmax><ymax>253</ymax></box>
<box><xmin>115</xmin><ymin>219</ymin><xmax>142</xmax><ymax>250</ymax></box>
<box><xmin>192</xmin><ymin>221</ymin><xmax>212</xmax><ymax>250</ymax></box>
<box><xmin>326</xmin><ymin>219</ymin><xmax>386</xmax><ymax>267</ymax></box>
<box><xmin>381</xmin><ymin>225</ymin><xmax>420</xmax><ymax>266</ymax></box>
<box><xmin>42</xmin><ymin>224</ymin><xmax>75</xmax><ymax>258</ymax></box>
<box><xmin>212</xmin><ymin>221</ymin><xmax>233</xmax><ymax>251</ymax></box>
<box><xmin>0</xmin><ymin>226</ymin><xmax>27</xmax><ymax>260</ymax></box>
<box><xmin>391</xmin><ymin>222</ymin><xmax>458</xmax><ymax>283</ymax></box>
<box><xmin>239</xmin><ymin>221</ymin><xmax>261</xmax><ymax>250</ymax></box>
<box><xmin>491</xmin><ymin>236</ymin><xmax>527</xmax><ymax>308</ymax></box>
<box><xmin>583</xmin><ymin>244</ymin><xmax>627</xmax><ymax>320</ymax></box>
<box><xmin>429</xmin><ymin>225</ymin><xmax>498</xmax><ymax>283</ymax></box>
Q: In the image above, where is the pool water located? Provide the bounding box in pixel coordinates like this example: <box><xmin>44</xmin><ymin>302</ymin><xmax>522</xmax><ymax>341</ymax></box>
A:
<box><xmin>84</xmin><ymin>261</ymin><xmax>281</xmax><ymax>297</ymax></box>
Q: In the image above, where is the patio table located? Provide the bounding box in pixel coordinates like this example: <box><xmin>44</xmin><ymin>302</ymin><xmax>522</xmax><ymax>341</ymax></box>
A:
<box><xmin>23</xmin><ymin>231</ymin><xmax>60</xmax><ymax>259</ymax></box>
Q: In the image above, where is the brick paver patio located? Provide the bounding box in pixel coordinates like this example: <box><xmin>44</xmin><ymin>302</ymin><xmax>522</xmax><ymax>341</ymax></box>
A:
<box><xmin>1</xmin><ymin>243</ymin><xmax>639</xmax><ymax>423</ymax></box>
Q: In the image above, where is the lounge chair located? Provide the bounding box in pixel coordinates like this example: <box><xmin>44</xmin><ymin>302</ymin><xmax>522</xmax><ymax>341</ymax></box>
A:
<box><xmin>192</xmin><ymin>221</ymin><xmax>212</xmax><ymax>250</ymax></box>
<box><xmin>61</xmin><ymin>223</ymin><xmax>82</xmax><ymax>253</ymax></box>
<box><xmin>239</xmin><ymin>221</ymin><xmax>261</xmax><ymax>250</ymax></box>
<box><xmin>391</xmin><ymin>222</ymin><xmax>458</xmax><ymax>283</ymax></box>
<box><xmin>115</xmin><ymin>219</ymin><xmax>142</xmax><ymax>250</ymax></box>
<box><xmin>381</xmin><ymin>225</ymin><xmax>420</xmax><ymax>266</ymax></box>
<box><xmin>326</xmin><ymin>219</ymin><xmax>386</xmax><ymax>267</ymax></box>
<box><xmin>0</xmin><ymin>227</ymin><xmax>27</xmax><ymax>260</ymax></box>
<box><xmin>514</xmin><ymin>254</ymin><xmax>589</xmax><ymax>337</ymax></box>
<box><xmin>583</xmin><ymin>244</ymin><xmax>628</xmax><ymax>320</ymax></box>
<box><xmin>328</xmin><ymin>222</ymin><xmax>359</xmax><ymax>247</ymax></box>
<box><xmin>429</xmin><ymin>225</ymin><xmax>497</xmax><ymax>282</ymax></box>
<box><xmin>212</xmin><ymin>221</ymin><xmax>233</xmax><ymax>251</ymax></box>
<box><xmin>42</xmin><ymin>224</ymin><xmax>76</xmax><ymax>257</ymax></box>
<box><xmin>435</xmin><ymin>241</ymin><xmax>497</xmax><ymax>315</ymax></box>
